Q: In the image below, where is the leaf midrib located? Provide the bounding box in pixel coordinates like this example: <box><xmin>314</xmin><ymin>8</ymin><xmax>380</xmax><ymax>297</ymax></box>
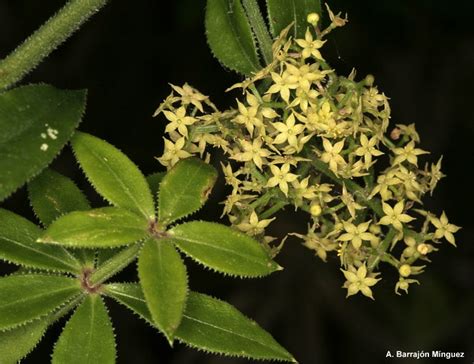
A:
<box><xmin>181</xmin><ymin>314</ymin><xmax>284</xmax><ymax>357</ymax></box>
<box><xmin>224</xmin><ymin>0</ymin><xmax>259</xmax><ymax>71</ymax></box>
<box><xmin>172</xmin><ymin>234</ymin><xmax>266</xmax><ymax>268</ymax></box>
<box><xmin>1</xmin><ymin>236</ymin><xmax>79</xmax><ymax>271</ymax></box>
<box><xmin>86</xmin><ymin>147</ymin><xmax>150</xmax><ymax>220</ymax></box>
<box><xmin>0</xmin><ymin>285</ymin><xmax>76</xmax><ymax>311</ymax></box>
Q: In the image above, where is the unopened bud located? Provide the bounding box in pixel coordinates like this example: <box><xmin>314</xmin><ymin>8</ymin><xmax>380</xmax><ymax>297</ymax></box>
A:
<box><xmin>399</xmin><ymin>264</ymin><xmax>412</xmax><ymax>277</ymax></box>
<box><xmin>310</xmin><ymin>203</ymin><xmax>322</xmax><ymax>216</ymax></box>
<box><xmin>307</xmin><ymin>13</ymin><xmax>320</xmax><ymax>26</ymax></box>
<box><xmin>390</xmin><ymin>127</ymin><xmax>401</xmax><ymax>140</ymax></box>
<box><xmin>417</xmin><ymin>243</ymin><xmax>430</xmax><ymax>255</ymax></box>
<box><xmin>369</xmin><ymin>224</ymin><xmax>381</xmax><ymax>235</ymax></box>
<box><xmin>364</xmin><ymin>74</ymin><xmax>374</xmax><ymax>86</ymax></box>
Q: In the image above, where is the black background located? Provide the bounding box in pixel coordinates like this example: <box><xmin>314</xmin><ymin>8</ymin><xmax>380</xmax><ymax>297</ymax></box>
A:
<box><xmin>1</xmin><ymin>0</ymin><xmax>473</xmax><ymax>363</ymax></box>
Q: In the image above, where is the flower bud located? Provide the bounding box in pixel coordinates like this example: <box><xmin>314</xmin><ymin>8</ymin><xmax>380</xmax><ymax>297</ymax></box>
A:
<box><xmin>403</xmin><ymin>246</ymin><xmax>416</xmax><ymax>258</ymax></box>
<box><xmin>364</xmin><ymin>74</ymin><xmax>374</xmax><ymax>86</ymax></box>
<box><xmin>399</xmin><ymin>264</ymin><xmax>412</xmax><ymax>277</ymax></box>
<box><xmin>307</xmin><ymin>13</ymin><xmax>320</xmax><ymax>26</ymax></box>
<box><xmin>417</xmin><ymin>243</ymin><xmax>430</xmax><ymax>255</ymax></box>
<box><xmin>310</xmin><ymin>203</ymin><xmax>322</xmax><ymax>216</ymax></box>
<box><xmin>369</xmin><ymin>224</ymin><xmax>381</xmax><ymax>235</ymax></box>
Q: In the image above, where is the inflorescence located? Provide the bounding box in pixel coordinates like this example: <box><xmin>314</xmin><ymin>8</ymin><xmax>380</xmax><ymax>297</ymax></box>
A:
<box><xmin>154</xmin><ymin>7</ymin><xmax>460</xmax><ymax>299</ymax></box>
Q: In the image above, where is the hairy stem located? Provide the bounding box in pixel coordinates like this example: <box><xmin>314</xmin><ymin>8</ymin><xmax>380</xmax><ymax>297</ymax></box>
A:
<box><xmin>89</xmin><ymin>242</ymin><xmax>142</xmax><ymax>285</ymax></box>
<box><xmin>241</xmin><ymin>0</ymin><xmax>273</xmax><ymax>65</ymax></box>
<box><xmin>0</xmin><ymin>0</ymin><xmax>109</xmax><ymax>90</ymax></box>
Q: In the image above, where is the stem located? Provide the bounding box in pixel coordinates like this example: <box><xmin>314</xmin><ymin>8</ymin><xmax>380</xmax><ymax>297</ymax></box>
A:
<box><xmin>89</xmin><ymin>242</ymin><xmax>142</xmax><ymax>285</ymax></box>
<box><xmin>260</xmin><ymin>201</ymin><xmax>288</xmax><ymax>219</ymax></box>
<box><xmin>0</xmin><ymin>0</ymin><xmax>108</xmax><ymax>90</ymax></box>
<box><xmin>310</xmin><ymin>158</ymin><xmax>384</xmax><ymax>217</ymax></box>
<box><xmin>241</xmin><ymin>0</ymin><xmax>273</xmax><ymax>66</ymax></box>
<box><xmin>368</xmin><ymin>228</ymin><xmax>397</xmax><ymax>271</ymax></box>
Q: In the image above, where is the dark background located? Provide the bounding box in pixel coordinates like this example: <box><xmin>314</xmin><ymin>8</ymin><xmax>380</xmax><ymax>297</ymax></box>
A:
<box><xmin>1</xmin><ymin>0</ymin><xmax>473</xmax><ymax>363</ymax></box>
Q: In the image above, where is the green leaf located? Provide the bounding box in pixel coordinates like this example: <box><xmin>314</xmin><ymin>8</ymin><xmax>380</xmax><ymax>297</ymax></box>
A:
<box><xmin>177</xmin><ymin>293</ymin><xmax>296</xmax><ymax>362</ymax></box>
<box><xmin>169</xmin><ymin>221</ymin><xmax>281</xmax><ymax>277</ymax></box>
<box><xmin>104</xmin><ymin>284</ymin><xmax>295</xmax><ymax>362</ymax></box>
<box><xmin>138</xmin><ymin>239</ymin><xmax>188</xmax><ymax>344</ymax></box>
<box><xmin>0</xmin><ymin>208</ymin><xmax>81</xmax><ymax>273</ymax></box>
<box><xmin>104</xmin><ymin>283</ymin><xmax>152</xmax><ymax>323</ymax></box>
<box><xmin>0</xmin><ymin>318</ymin><xmax>50</xmax><ymax>363</ymax></box>
<box><xmin>38</xmin><ymin>207</ymin><xmax>149</xmax><ymax>248</ymax></box>
<box><xmin>27</xmin><ymin>169</ymin><xmax>95</xmax><ymax>267</ymax></box>
<box><xmin>158</xmin><ymin>158</ymin><xmax>217</xmax><ymax>225</ymax></box>
<box><xmin>28</xmin><ymin>168</ymin><xmax>90</xmax><ymax>227</ymax></box>
<box><xmin>146</xmin><ymin>171</ymin><xmax>165</xmax><ymax>197</ymax></box>
<box><xmin>0</xmin><ymin>84</ymin><xmax>86</xmax><ymax>202</ymax></box>
<box><xmin>52</xmin><ymin>295</ymin><xmax>116</xmax><ymax>364</ymax></box>
<box><xmin>0</xmin><ymin>274</ymin><xmax>80</xmax><ymax>331</ymax></box>
<box><xmin>206</xmin><ymin>0</ymin><xmax>261</xmax><ymax>75</ymax></box>
<box><xmin>266</xmin><ymin>0</ymin><xmax>322</xmax><ymax>38</ymax></box>
<box><xmin>71</xmin><ymin>132</ymin><xmax>155</xmax><ymax>220</ymax></box>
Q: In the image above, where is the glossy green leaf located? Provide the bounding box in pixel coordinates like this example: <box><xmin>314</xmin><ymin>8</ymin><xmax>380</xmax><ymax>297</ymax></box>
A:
<box><xmin>52</xmin><ymin>295</ymin><xmax>116</xmax><ymax>364</ymax></box>
<box><xmin>28</xmin><ymin>168</ymin><xmax>90</xmax><ymax>227</ymax></box>
<box><xmin>206</xmin><ymin>0</ymin><xmax>261</xmax><ymax>75</ymax></box>
<box><xmin>169</xmin><ymin>221</ymin><xmax>281</xmax><ymax>277</ymax></box>
<box><xmin>267</xmin><ymin>0</ymin><xmax>322</xmax><ymax>37</ymax></box>
<box><xmin>105</xmin><ymin>284</ymin><xmax>295</xmax><ymax>362</ymax></box>
<box><xmin>0</xmin><ymin>84</ymin><xmax>86</xmax><ymax>201</ymax></box>
<box><xmin>158</xmin><ymin>158</ymin><xmax>217</xmax><ymax>225</ymax></box>
<box><xmin>0</xmin><ymin>208</ymin><xmax>81</xmax><ymax>273</ymax></box>
<box><xmin>0</xmin><ymin>318</ymin><xmax>49</xmax><ymax>363</ymax></box>
<box><xmin>138</xmin><ymin>239</ymin><xmax>188</xmax><ymax>344</ymax></box>
<box><xmin>39</xmin><ymin>207</ymin><xmax>149</xmax><ymax>248</ymax></box>
<box><xmin>71</xmin><ymin>132</ymin><xmax>155</xmax><ymax>220</ymax></box>
<box><xmin>0</xmin><ymin>274</ymin><xmax>80</xmax><ymax>331</ymax></box>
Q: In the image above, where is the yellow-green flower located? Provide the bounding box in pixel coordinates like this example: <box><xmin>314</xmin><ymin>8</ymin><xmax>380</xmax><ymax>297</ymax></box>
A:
<box><xmin>158</xmin><ymin>137</ymin><xmax>192</xmax><ymax>167</ymax></box>
<box><xmin>379</xmin><ymin>200</ymin><xmax>414</xmax><ymax>231</ymax></box>
<box><xmin>395</xmin><ymin>123</ymin><xmax>420</xmax><ymax>143</ymax></box>
<box><xmin>234</xmin><ymin>97</ymin><xmax>262</xmax><ymax>136</ymax></box>
<box><xmin>355</xmin><ymin>134</ymin><xmax>383</xmax><ymax>168</ymax></box>
<box><xmin>295</xmin><ymin>28</ymin><xmax>326</xmax><ymax>60</ymax></box>
<box><xmin>320</xmin><ymin>138</ymin><xmax>346</xmax><ymax>174</ymax></box>
<box><xmin>231</xmin><ymin>138</ymin><xmax>272</xmax><ymax>170</ymax></box>
<box><xmin>291</xmin><ymin>176</ymin><xmax>317</xmax><ymax>206</ymax></box>
<box><xmin>430</xmin><ymin>211</ymin><xmax>460</xmax><ymax>246</ymax></box>
<box><xmin>369</xmin><ymin>170</ymin><xmax>400</xmax><ymax>201</ymax></box>
<box><xmin>338</xmin><ymin>220</ymin><xmax>377</xmax><ymax>250</ymax></box>
<box><xmin>266</xmin><ymin>71</ymin><xmax>298</xmax><ymax>103</ymax></box>
<box><xmin>236</xmin><ymin>211</ymin><xmax>275</xmax><ymax>236</ymax></box>
<box><xmin>272</xmin><ymin>113</ymin><xmax>305</xmax><ymax>146</ymax></box>
<box><xmin>341</xmin><ymin>184</ymin><xmax>364</xmax><ymax>218</ymax></box>
<box><xmin>392</xmin><ymin>141</ymin><xmax>428</xmax><ymax>166</ymax></box>
<box><xmin>163</xmin><ymin>106</ymin><xmax>196</xmax><ymax>137</ymax></box>
<box><xmin>266</xmin><ymin>163</ymin><xmax>298</xmax><ymax>196</ymax></box>
<box><xmin>170</xmin><ymin>83</ymin><xmax>209</xmax><ymax>112</ymax></box>
<box><xmin>342</xmin><ymin>264</ymin><xmax>380</xmax><ymax>299</ymax></box>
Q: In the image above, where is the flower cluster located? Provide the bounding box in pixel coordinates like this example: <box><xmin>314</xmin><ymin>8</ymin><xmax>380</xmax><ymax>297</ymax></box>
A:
<box><xmin>154</xmin><ymin>8</ymin><xmax>460</xmax><ymax>299</ymax></box>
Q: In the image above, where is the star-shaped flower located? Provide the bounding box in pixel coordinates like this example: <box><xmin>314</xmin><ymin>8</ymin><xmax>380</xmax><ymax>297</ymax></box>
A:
<box><xmin>338</xmin><ymin>220</ymin><xmax>377</xmax><ymax>250</ymax></box>
<box><xmin>163</xmin><ymin>106</ymin><xmax>196</xmax><ymax>137</ymax></box>
<box><xmin>378</xmin><ymin>200</ymin><xmax>414</xmax><ymax>231</ymax></box>
<box><xmin>266</xmin><ymin>163</ymin><xmax>298</xmax><ymax>196</ymax></box>
<box><xmin>341</xmin><ymin>264</ymin><xmax>380</xmax><ymax>299</ymax></box>
<box><xmin>430</xmin><ymin>211</ymin><xmax>460</xmax><ymax>246</ymax></box>
<box><xmin>295</xmin><ymin>28</ymin><xmax>326</xmax><ymax>60</ymax></box>
<box><xmin>272</xmin><ymin>113</ymin><xmax>305</xmax><ymax>146</ymax></box>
